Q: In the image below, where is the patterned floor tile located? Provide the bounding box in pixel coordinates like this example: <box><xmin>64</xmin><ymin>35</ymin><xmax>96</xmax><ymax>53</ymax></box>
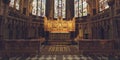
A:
<box><xmin>63</xmin><ymin>55</ymin><xmax>80</xmax><ymax>60</ymax></box>
<box><xmin>38</xmin><ymin>55</ymin><xmax>56</xmax><ymax>60</ymax></box>
<box><xmin>1</xmin><ymin>55</ymin><xmax>119</xmax><ymax>60</ymax></box>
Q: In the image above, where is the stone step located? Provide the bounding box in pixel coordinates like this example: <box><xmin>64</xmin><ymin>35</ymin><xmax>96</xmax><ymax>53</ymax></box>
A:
<box><xmin>47</xmin><ymin>40</ymin><xmax>72</xmax><ymax>45</ymax></box>
<box><xmin>48</xmin><ymin>42</ymin><xmax>71</xmax><ymax>45</ymax></box>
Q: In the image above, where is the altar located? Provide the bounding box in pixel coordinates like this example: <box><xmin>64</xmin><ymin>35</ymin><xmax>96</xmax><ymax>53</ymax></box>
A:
<box><xmin>44</xmin><ymin>17</ymin><xmax>75</xmax><ymax>43</ymax></box>
<box><xmin>44</xmin><ymin>17</ymin><xmax>75</xmax><ymax>33</ymax></box>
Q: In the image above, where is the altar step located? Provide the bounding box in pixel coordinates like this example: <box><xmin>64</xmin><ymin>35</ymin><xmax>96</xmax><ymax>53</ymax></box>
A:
<box><xmin>47</xmin><ymin>40</ymin><xmax>73</xmax><ymax>45</ymax></box>
<box><xmin>48</xmin><ymin>41</ymin><xmax>71</xmax><ymax>45</ymax></box>
<box><xmin>40</xmin><ymin>45</ymin><xmax>79</xmax><ymax>55</ymax></box>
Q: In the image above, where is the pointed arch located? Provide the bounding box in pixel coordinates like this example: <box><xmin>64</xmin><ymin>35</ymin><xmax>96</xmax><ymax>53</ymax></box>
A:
<box><xmin>54</xmin><ymin>0</ymin><xmax>66</xmax><ymax>18</ymax></box>
<box><xmin>74</xmin><ymin>0</ymin><xmax>88</xmax><ymax>17</ymax></box>
<box><xmin>32</xmin><ymin>0</ymin><xmax>46</xmax><ymax>16</ymax></box>
<box><xmin>99</xmin><ymin>0</ymin><xmax>109</xmax><ymax>11</ymax></box>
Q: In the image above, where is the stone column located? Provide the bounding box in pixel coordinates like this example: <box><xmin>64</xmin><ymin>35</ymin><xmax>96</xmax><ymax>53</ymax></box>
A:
<box><xmin>108</xmin><ymin>0</ymin><xmax>115</xmax><ymax>39</ymax></box>
<box><xmin>26</xmin><ymin>0</ymin><xmax>31</xmax><ymax>16</ymax></box>
<box><xmin>19</xmin><ymin>0</ymin><xmax>24</xmax><ymax>14</ymax></box>
<box><xmin>2</xmin><ymin>1</ymin><xmax>10</xmax><ymax>39</ymax></box>
<box><xmin>66</xmin><ymin>0</ymin><xmax>74</xmax><ymax>20</ymax></box>
<box><xmin>46</xmin><ymin>0</ymin><xmax>54</xmax><ymax>19</ymax></box>
<box><xmin>92</xmin><ymin>0</ymin><xmax>97</xmax><ymax>15</ymax></box>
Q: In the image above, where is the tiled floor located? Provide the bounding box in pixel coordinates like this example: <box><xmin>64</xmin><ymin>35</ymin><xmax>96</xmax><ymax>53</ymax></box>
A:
<box><xmin>0</xmin><ymin>45</ymin><xmax>119</xmax><ymax>60</ymax></box>
<box><xmin>0</xmin><ymin>55</ymin><xmax>118</xmax><ymax>60</ymax></box>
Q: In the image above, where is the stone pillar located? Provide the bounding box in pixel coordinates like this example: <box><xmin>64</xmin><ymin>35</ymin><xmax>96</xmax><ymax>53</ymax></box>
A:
<box><xmin>19</xmin><ymin>0</ymin><xmax>24</xmax><ymax>14</ymax></box>
<box><xmin>108</xmin><ymin>0</ymin><xmax>115</xmax><ymax>39</ymax></box>
<box><xmin>66</xmin><ymin>0</ymin><xmax>74</xmax><ymax>20</ymax></box>
<box><xmin>26</xmin><ymin>0</ymin><xmax>31</xmax><ymax>16</ymax></box>
<box><xmin>46</xmin><ymin>0</ymin><xmax>54</xmax><ymax>19</ymax></box>
<box><xmin>91</xmin><ymin>0</ymin><xmax>97</xmax><ymax>15</ymax></box>
<box><xmin>2</xmin><ymin>1</ymin><xmax>9</xmax><ymax>39</ymax></box>
<box><xmin>0</xmin><ymin>0</ymin><xmax>4</xmax><ymax>15</ymax></box>
<box><xmin>20</xmin><ymin>0</ymin><xmax>30</xmax><ymax>15</ymax></box>
<box><xmin>28</xmin><ymin>0</ymin><xmax>33</xmax><ymax>15</ymax></box>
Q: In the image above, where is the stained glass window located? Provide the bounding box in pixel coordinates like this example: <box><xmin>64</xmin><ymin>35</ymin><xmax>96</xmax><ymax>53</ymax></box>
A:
<box><xmin>99</xmin><ymin>0</ymin><xmax>109</xmax><ymax>11</ymax></box>
<box><xmin>74</xmin><ymin>0</ymin><xmax>88</xmax><ymax>17</ymax></box>
<box><xmin>32</xmin><ymin>0</ymin><xmax>46</xmax><ymax>16</ymax></box>
<box><xmin>15</xmin><ymin>0</ymin><xmax>20</xmax><ymax>10</ymax></box>
<box><xmin>54</xmin><ymin>0</ymin><xmax>66</xmax><ymax>18</ymax></box>
<box><xmin>9</xmin><ymin>0</ymin><xmax>20</xmax><ymax>10</ymax></box>
<box><xmin>82</xmin><ymin>1</ymin><xmax>87</xmax><ymax>16</ymax></box>
<box><xmin>38</xmin><ymin>0</ymin><xmax>42</xmax><ymax>16</ymax></box>
<box><xmin>9</xmin><ymin>0</ymin><xmax>15</xmax><ymax>7</ymax></box>
<box><xmin>74</xmin><ymin>0</ymin><xmax>79</xmax><ymax>17</ymax></box>
<box><xmin>41</xmin><ymin>0</ymin><xmax>46</xmax><ymax>17</ymax></box>
<box><xmin>32</xmin><ymin>0</ymin><xmax>37</xmax><ymax>15</ymax></box>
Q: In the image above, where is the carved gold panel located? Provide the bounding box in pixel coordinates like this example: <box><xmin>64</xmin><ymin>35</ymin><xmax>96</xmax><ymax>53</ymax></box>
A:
<box><xmin>44</xmin><ymin>17</ymin><xmax>75</xmax><ymax>33</ymax></box>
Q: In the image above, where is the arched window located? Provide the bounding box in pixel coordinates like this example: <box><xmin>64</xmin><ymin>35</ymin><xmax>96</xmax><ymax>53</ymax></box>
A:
<box><xmin>15</xmin><ymin>0</ymin><xmax>20</xmax><ymax>10</ymax></box>
<box><xmin>9</xmin><ymin>0</ymin><xmax>20</xmax><ymax>10</ymax></box>
<box><xmin>32</xmin><ymin>0</ymin><xmax>37</xmax><ymax>15</ymax></box>
<box><xmin>54</xmin><ymin>0</ymin><xmax>66</xmax><ymax>18</ymax></box>
<box><xmin>9</xmin><ymin>0</ymin><xmax>15</xmax><ymax>7</ymax></box>
<box><xmin>99</xmin><ymin>0</ymin><xmax>109</xmax><ymax>11</ymax></box>
<box><xmin>32</xmin><ymin>0</ymin><xmax>46</xmax><ymax>17</ymax></box>
<box><xmin>74</xmin><ymin>0</ymin><xmax>88</xmax><ymax>17</ymax></box>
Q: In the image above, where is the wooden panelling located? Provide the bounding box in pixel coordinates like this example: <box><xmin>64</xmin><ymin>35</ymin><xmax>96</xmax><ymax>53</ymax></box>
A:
<box><xmin>0</xmin><ymin>39</ymin><xmax>45</xmax><ymax>57</ymax></box>
<box><xmin>78</xmin><ymin>39</ymin><xmax>116</xmax><ymax>55</ymax></box>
